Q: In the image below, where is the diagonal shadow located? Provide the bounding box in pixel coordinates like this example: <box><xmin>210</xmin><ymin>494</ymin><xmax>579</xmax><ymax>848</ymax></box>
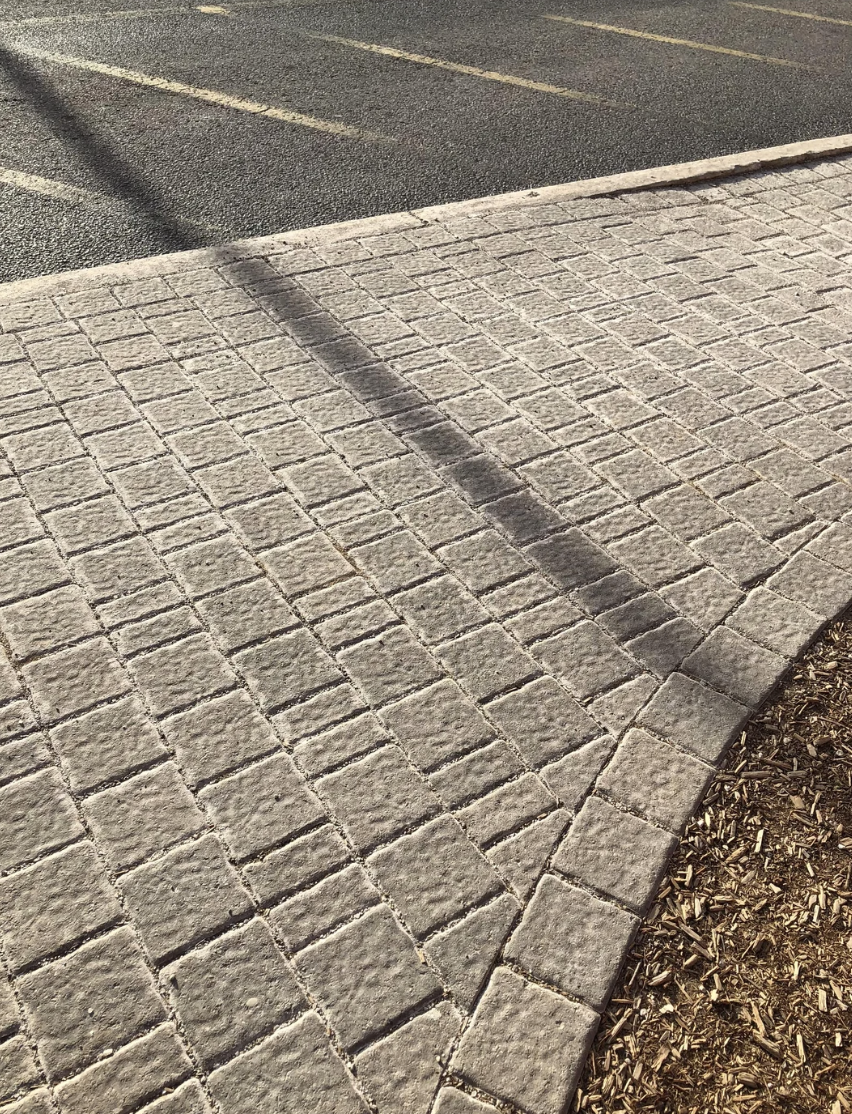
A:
<box><xmin>0</xmin><ymin>42</ymin><xmax>206</xmax><ymax>252</ymax></box>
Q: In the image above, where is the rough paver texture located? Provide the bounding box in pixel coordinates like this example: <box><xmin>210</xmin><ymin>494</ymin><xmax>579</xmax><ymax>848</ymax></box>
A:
<box><xmin>2</xmin><ymin>154</ymin><xmax>852</xmax><ymax>1112</ymax></box>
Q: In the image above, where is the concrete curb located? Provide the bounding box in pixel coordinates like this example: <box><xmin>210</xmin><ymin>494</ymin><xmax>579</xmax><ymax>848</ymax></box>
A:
<box><xmin>2</xmin><ymin>130</ymin><xmax>852</xmax><ymax>303</ymax></box>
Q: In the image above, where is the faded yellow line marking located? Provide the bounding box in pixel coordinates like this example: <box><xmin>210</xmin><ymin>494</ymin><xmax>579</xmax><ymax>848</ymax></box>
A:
<box><xmin>545</xmin><ymin>13</ymin><xmax>824</xmax><ymax>71</ymax></box>
<box><xmin>301</xmin><ymin>30</ymin><xmax>631</xmax><ymax>108</ymax></box>
<box><xmin>0</xmin><ymin>165</ymin><xmax>110</xmax><ymax>205</ymax></box>
<box><xmin>16</xmin><ymin>46</ymin><xmax>392</xmax><ymax>143</ymax></box>
<box><xmin>731</xmin><ymin>1</ymin><xmax>852</xmax><ymax>27</ymax></box>
<box><xmin>196</xmin><ymin>4</ymin><xmax>231</xmax><ymax>13</ymax></box>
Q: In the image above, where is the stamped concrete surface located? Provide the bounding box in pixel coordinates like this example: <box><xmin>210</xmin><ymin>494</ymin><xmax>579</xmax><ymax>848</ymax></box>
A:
<box><xmin>3</xmin><ymin>156</ymin><xmax>852</xmax><ymax>1114</ymax></box>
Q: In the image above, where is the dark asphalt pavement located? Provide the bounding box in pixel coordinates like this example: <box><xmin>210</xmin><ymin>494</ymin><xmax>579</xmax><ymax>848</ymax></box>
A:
<box><xmin>1</xmin><ymin>0</ymin><xmax>851</xmax><ymax>281</ymax></box>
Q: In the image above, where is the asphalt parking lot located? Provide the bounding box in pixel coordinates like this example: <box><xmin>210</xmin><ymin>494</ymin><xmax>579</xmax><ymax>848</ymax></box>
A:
<box><xmin>1</xmin><ymin>0</ymin><xmax>851</xmax><ymax>280</ymax></box>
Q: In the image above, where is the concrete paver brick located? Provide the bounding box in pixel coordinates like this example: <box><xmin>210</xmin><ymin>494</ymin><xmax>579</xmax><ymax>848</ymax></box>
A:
<box><xmin>162</xmin><ymin>918</ymin><xmax>304</xmax><ymax>1068</ymax></box>
<box><xmin>137</xmin><ymin>1080</ymin><xmax>212</xmax><ymax>1114</ymax></box>
<box><xmin>51</xmin><ymin>696</ymin><xmax>168</xmax><ymax>793</ymax></box>
<box><xmin>534</xmin><ymin>621</ymin><xmax>637</xmax><ymax>700</ymax></box>
<box><xmin>428</xmin><ymin>740</ymin><xmax>522</xmax><ymax>809</ymax></box>
<box><xmin>682</xmin><ymin>625</ymin><xmax>787</xmax><ymax>707</ymax></box>
<box><xmin>438</xmin><ymin>624</ymin><xmax>538</xmax><ymax>702</ymax></box>
<box><xmin>637</xmin><ymin>672</ymin><xmax>747</xmax><ymax>763</ymax></box>
<box><xmin>23</xmin><ymin>637</ymin><xmax>130</xmax><ymax>723</ymax></box>
<box><xmin>0</xmin><ymin>767</ymin><xmax>84</xmax><ymax>871</ymax></box>
<box><xmin>84</xmin><ymin>763</ymin><xmax>206</xmax><ymax>870</ymax></box>
<box><xmin>452</xmin><ymin>966</ymin><xmax>598</xmax><ymax>1114</ymax></box>
<box><xmin>554</xmin><ymin>796</ymin><xmax>676</xmax><ymax>913</ymax></box>
<box><xmin>54</xmin><ymin>1023</ymin><xmax>192</xmax><ymax>1114</ymax></box>
<box><xmin>18</xmin><ymin>926</ymin><xmax>165</xmax><ymax>1081</ymax></box>
<box><xmin>457</xmin><ymin>772</ymin><xmax>556</xmax><ymax>848</ymax></box>
<box><xmin>161</xmin><ymin>689</ymin><xmax>278</xmax><ymax>785</ymax></box>
<box><xmin>317</xmin><ymin>745</ymin><xmax>439</xmax><ymax>853</ymax></box>
<box><xmin>119</xmin><ymin>834</ymin><xmax>252</xmax><ymax>963</ymax></box>
<box><xmin>0</xmin><ymin>540</ymin><xmax>69</xmax><ymax>605</ymax></box>
<box><xmin>380</xmin><ymin>679</ymin><xmax>493</xmax><ymax>771</ymax></box>
<box><xmin>234</xmin><ymin>629</ymin><xmax>340</xmax><ymax>712</ymax></box>
<box><xmin>207</xmin><ymin>1012</ymin><xmax>367</xmax><ymax>1114</ymax></box>
<box><xmin>487</xmin><ymin>676</ymin><xmax>596</xmax><ymax>767</ymax></box>
<box><xmin>243</xmin><ymin>824</ymin><xmax>350</xmax><ymax>907</ymax></box>
<box><xmin>271</xmin><ymin>862</ymin><xmax>379</xmax><ymax>952</ymax></box>
<box><xmin>424</xmin><ymin>893</ymin><xmax>519</xmax><ymax>1010</ymax></box>
<box><xmin>0</xmin><ymin>1035</ymin><xmax>41</xmax><ymax>1103</ymax></box>
<box><xmin>367</xmin><ymin>816</ymin><xmax>502</xmax><ymax>937</ymax></box>
<box><xmin>598</xmin><ymin>728</ymin><xmax>714</xmax><ymax>831</ymax></box>
<box><xmin>337</xmin><ymin>626</ymin><xmax>442</xmax><ymax>705</ymax></box>
<box><xmin>356</xmin><ymin>1002</ymin><xmax>460</xmax><ymax>1114</ymax></box>
<box><xmin>295</xmin><ymin>906</ymin><xmax>441</xmax><ymax>1050</ymax></box>
<box><xmin>505</xmin><ymin>874</ymin><xmax>638</xmax><ymax>1007</ymax></box>
<box><xmin>70</xmin><ymin>535</ymin><xmax>166</xmax><ymax>602</ymax></box>
<box><xmin>0</xmin><ymin>842</ymin><xmax>123</xmax><ymax>971</ymax></box>
<box><xmin>199</xmin><ymin>753</ymin><xmax>323</xmax><ymax>860</ymax></box>
<box><xmin>130</xmin><ymin>634</ymin><xmax>236</xmax><ymax>717</ymax></box>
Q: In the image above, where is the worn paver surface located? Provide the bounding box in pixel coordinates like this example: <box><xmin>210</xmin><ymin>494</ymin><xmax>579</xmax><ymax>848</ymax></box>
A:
<box><xmin>3</xmin><ymin>155</ymin><xmax>852</xmax><ymax>1114</ymax></box>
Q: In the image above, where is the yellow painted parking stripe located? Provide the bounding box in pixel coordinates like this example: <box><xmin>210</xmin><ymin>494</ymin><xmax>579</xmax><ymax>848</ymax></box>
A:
<box><xmin>0</xmin><ymin>166</ymin><xmax>111</xmax><ymax>206</ymax></box>
<box><xmin>15</xmin><ymin>47</ymin><xmax>392</xmax><ymax>143</ymax></box>
<box><xmin>731</xmin><ymin>1</ymin><xmax>852</xmax><ymax>27</ymax></box>
<box><xmin>544</xmin><ymin>13</ymin><xmax>823</xmax><ymax>71</ymax></box>
<box><xmin>301</xmin><ymin>31</ymin><xmax>631</xmax><ymax>108</ymax></box>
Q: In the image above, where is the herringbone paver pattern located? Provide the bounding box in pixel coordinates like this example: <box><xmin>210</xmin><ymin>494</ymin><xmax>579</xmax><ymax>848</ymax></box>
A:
<box><xmin>3</xmin><ymin>157</ymin><xmax>852</xmax><ymax>1114</ymax></box>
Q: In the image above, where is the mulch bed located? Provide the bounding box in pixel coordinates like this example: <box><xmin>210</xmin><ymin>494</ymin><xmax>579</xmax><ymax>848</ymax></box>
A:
<box><xmin>576</xmin><ymin>615</ymin><xmax>852</xmax><ymax>1114</ymax></box>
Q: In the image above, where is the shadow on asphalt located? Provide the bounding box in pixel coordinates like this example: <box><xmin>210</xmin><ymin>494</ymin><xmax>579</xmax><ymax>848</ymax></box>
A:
<box><xmin>0</xmin><ymin>41</ymin><xmax>205</xmax><ymax>253</ymax></box>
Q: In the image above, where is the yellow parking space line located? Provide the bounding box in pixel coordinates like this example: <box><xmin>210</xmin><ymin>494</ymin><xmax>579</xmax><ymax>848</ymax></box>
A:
<box><xmin>544</xmin><ymin>13</ymin><xmax>824</xmax><ymax>71</ymax></box>
<box><xmin>15</xmin><ymin>46</ymin><xmax>392</xmax><ymax>143</ymax></box>
<box><xmin>731</xmin><ymin>1</ymin><xmax>852</xmax><ymax>27</ymax></box>
<box><xmin>0</xmin><ymin>165</ymin><xmax>112</xmax><ymax>206</ymax></box>
<box><xmin>196</xmin><ymin>5</ymin><xmax>232</xmax><ymax>14</ymax></box>
<box><xmin>301</xmin><ymin>31</ymin><xmax>632</xmax><ymax>109</ymax></box>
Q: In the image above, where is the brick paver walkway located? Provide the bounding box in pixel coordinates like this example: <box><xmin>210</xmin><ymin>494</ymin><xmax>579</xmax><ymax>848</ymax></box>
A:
<box><xmin>3</xmin><ymin>156</ymin><xmax>852</xmax><ymax>1114</ymax></box>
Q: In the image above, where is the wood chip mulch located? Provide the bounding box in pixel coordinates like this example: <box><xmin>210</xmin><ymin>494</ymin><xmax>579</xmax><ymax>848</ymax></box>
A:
<box><xmin>576</xmin><ymin>615</ymin><xmax>852</xmax><ymax>1114</ymax></box>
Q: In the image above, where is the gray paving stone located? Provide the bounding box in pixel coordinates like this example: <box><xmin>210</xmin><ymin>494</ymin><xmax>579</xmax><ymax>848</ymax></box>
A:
<box><xmin>534</xmin><ymin>621</ymin><xmax>637</xmax><ymax>700</ymax></box>
<box><xmin>727</xmin><ymin>586</ymin><xmax>824</xmax><ymax>658</ymax></box>
<box><xmin>317</xmin><ymin>746</ymin><xmax>439</xmax><ymax>853</ymax></box>
<box><xmin>452</xmin><ymin>966</ymin><xmax>598</xmax><ymax>1114</ymax></box>
<box><xmin>161</xmin><ymin>689</ymin><xmax>278</xmax><ymax>785</ymax></box>
<box><xmin>207</xmin><ymin>1012</ymin><xmax>368</xmax><ymax>1114</ymax></box>
<box><xmin>337</xmin><ymin>626</ymin><xmax>442</xmax><ymax>705</ymax></box>
<box><xmin>380</xmin><ymin>680</ymin><xmax>493</xmax><ymax>771</ymax></box>
<box><xmin>0</xmin><ymin>767</ymin><xmax>84</xmax><ymax>872</ymax></box>
<box><xmin>119</xmin><ymin>834</ymin><xmax>253</xmax><ymax>963</ymax></box>
<box><xmin>767</xmin><ymin>549</ymin><xmax>852</xmax><ymax>617</ymax></box>
<box><xmin>553</xmin><ymin>796</ymin><xmax>676</xmax><ymax>912</ymax></box>
<box><xmin>130</xmin><ymin>634</ymin><xmax>236</xmax><ymax>717</ymax></box>
<box><xmin>424</xmin><ymin>893</ymin><xmax>519</xmax><ymax>1010</ymax></box>
<box><xmin>271</xmin><ymin>863</ymin><xmax>379</xmax><ymax>951</ymax></box>
<box><xmin>235</xmin><ymin>629</ymin><xmax>341</xmax><ymax>712</ymax></box>
<box><xmin>295</xmin><ymin>906</ymin><xmax>441</xmax><ymax>1050</ymax></box>
<box><xmin>637</xmin><ymin>671</ymin><xmax>747</xmax><ymax>763</ymax></box>
<box><xmin>356</xmin><ymin>1002</ymin><xmax>460</xmax><ymax>1114</ymax></box>
<box><xmin>506</xmin><ymin>873</ymin><xmax>637</xmax><ymax>1008</ymax></box>
<box><xmin>682</xmin><ymin>625</ymin><xmax>786</xmax><ymax>706</ymax></box>
<box><xmin>54</xmin><ymin>1023</ymin><xmax>193</xmax><ymax>1114</ymax></box>
<box><xmin>597</xmin><ymin>728</ymin><xmax>714</xmax><ymax>831</ymax></box>
<box><xmin>438</xmin><ymin>624</ymin><xmax>538</xmax><ymax>702</ymax></box>
<box><xmin>486</xmin><ymin>676</ymin><xmax>596</xmax><ymax>767</ymax></box>
<box><xmin>51</xmin><ymin>696</ymin><xmax>168</xmax><ymax>793</ymax></box>
<box><xmin>162</xmin><ymin>918</ymin><xmax>304</xmax><ymax>1068</ymax></box>
<box><xmin>0</xmin><ymin>842</ymin><xmax>123</xmax><ymax>971</ymax></box>
<box><xmin>84</xmin><ymin>763</ymin><xmax>205</xmax><ymax>870</ymax></box>
<box><xmin>368</xmin><ymin>816</ymin><xmax>502</xmax><ymax>937</ymax></box>
<box><xmin>200</xmin><ymin>753</ymin><xmax>323</xmax><ymax>860</ymax></box>
<box><xmin>0</xmin><ymin>1035</ymin><xmax>41</xmax><ymax>1103</ymax></box>
<box><xmin>18</xmin><ymin>926</ymin><xmax>165</xmax><ymax>1081</ymax></box>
